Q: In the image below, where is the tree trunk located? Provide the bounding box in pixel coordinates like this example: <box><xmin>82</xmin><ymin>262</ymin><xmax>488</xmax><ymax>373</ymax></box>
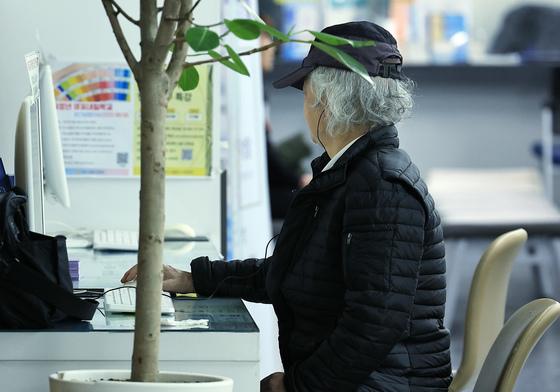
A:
<box><xmin>101</xmin><ymin>0</ymin><xmax>193</xmax><ymax>383</ymax></box>
<box><xmin>131</xmin><ymin>71</ymin><xmax>169</xmax><ymax>382</ymax></box>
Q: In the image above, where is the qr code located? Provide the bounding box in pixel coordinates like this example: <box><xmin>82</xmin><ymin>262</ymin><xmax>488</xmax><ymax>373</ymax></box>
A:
<box><xmin>117</xmin><ymin>152</ymin><xmax>129</xmax><ymax>165</ymax></box>
<box><xmin>181</xmin><ymin>149</ymin><xmax>193</xmax><ymax>160</ymax></box>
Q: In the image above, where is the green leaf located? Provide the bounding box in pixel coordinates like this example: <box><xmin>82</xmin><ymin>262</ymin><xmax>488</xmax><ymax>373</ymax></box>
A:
<box><xmin>208</xmin><ymin>49</ymin><xmax>223</xmax><ymax>61</ymax></box>
<box><xmin>308</xmin><ymin>31</ymin><xmax>375</xmax><ymax>47</ymax></box>
<box><xmin>225</xmin><ymin>18</ymin><xmax>290</xmax><ymax>42</ymax></box>
<box><xmin>185</xmin><ymin>27</ymin><xmax>220</xmax><ymax>51</ymax></box>
<box><xmin>287</xmin><ymin>25</ymin><xmax>296</xmax><ymax>36</ymax></box>
<box><xmin>224</xmin><ymin>19</ymin><xmax>261</xmax><ymax>40</ymax></box>
<box><xmin>311</xmin><ymin>41</ymin><xmax>372</xmax><ymax>85</ymax></box>
<box><xmin>178</xmin><ymin>66</ymin><xmax>200</xmax><ymax>91</ymax></box>
<box><xmin>256</xmin><ymin>22</ymin><xmax>290</xmax><ymax>42</ymax></box>
<box><xmin>208</xmin><ymin>47</ymin><xmax>250</xmax><ymax>77</ymax></box>
<box><xmin>224</xmin><ymin>45</ymin><xmax>250</xmax><ymax>76</ymax></box>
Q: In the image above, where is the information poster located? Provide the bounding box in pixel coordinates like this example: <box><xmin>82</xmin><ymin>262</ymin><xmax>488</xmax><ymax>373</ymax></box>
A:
<box><xmin>132</xmin><ymin>66</ymin><xmax>212</xmax><ymax>176</ymax></box>
<box><xmin>52</xmin><ymin>63</ymin><xmax>212</xmax><ymax>177</ymax></box>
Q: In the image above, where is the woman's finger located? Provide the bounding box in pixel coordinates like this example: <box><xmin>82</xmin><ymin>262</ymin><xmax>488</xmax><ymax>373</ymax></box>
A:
<box><xmin>162</xmin><ymin>264</ymin><xmax>177</xmax><ymax>279</ymax></box>
<box><xmin>121</xmin><ymin>264</ymin><xmax>138</xmax><ymax>283</ymax></box>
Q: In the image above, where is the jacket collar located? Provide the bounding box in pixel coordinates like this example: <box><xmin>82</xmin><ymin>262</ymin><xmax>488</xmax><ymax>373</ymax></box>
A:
<box><xmin>305</xmin><ymin>125</ymin><xmax>399</xmax><ymax>193</ymax></box>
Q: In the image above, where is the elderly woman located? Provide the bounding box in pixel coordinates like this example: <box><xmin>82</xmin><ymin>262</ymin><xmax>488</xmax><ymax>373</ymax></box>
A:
<box><xmin>123</xmin><ymin>21</ymin><xmax>451</xmax><ymax>392</ymax></box>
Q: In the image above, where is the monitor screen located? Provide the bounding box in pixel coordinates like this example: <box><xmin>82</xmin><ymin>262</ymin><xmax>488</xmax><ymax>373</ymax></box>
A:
<box><xmin>40</xmin><ymin>64</ymin><xmax>70</xmax><ymax>208</ymax></box>
<box><xmin>14</xmin><ymin>95</ymin><xmax>45</xmax><ymax>233</ymax></box>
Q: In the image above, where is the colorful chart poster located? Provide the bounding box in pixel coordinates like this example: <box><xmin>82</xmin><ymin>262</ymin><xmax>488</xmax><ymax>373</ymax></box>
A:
<box><xmin>51</xmin><ymin>63</ymin><xmax>212</xmax><ymax>177</ymax></box>
<box><xmin>132</xmin><ymin>66</ymin><xmax>213</xmax><ymax>176</ymax></box>
<box><xmin>52</xmin><ymin>63</ymin><xmax>134</xmax><ymax>176</ymax></box>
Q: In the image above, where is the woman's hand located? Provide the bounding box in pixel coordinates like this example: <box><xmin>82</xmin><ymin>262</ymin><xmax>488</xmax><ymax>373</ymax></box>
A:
<box><xmin>121</xmin><ymin>264</ymin><xmax>194</xmax><ymax>294</ymax></box>
<box><xmin>260</xmin><ymin>372</ymin><xmax>286</xmax><ymax>392</ymax></box>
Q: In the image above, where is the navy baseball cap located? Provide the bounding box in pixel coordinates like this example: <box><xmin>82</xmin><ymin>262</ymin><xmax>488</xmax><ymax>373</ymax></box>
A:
<box><xmin>273</xmin><ymin>21</ymin><xmax>403</xmax><ymax>90</ymax></box>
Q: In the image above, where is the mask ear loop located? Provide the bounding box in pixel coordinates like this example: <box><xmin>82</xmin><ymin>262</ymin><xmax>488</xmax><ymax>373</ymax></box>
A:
<box><xmin>316</xmin><ymin>109</ymin><xmax>327</xmax><ymax>153</ymax></box>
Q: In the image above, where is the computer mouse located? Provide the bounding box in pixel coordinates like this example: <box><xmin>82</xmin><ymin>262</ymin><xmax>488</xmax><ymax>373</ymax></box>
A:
<box><xmin>66</xmin><ymin>237</ymin><xmax>92</xmax><ymax>248</ymax></box>
<box><xmin>164</xmin><ymin>224</ymin><xmax>196</xmax><ymax>240</ymax></box>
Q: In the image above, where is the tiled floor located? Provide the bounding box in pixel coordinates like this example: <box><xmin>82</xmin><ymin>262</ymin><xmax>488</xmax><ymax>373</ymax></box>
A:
<box><xmin>449</xmin><ymin>262</ymin><xmax>560</xmax><ymax>391</ymax></box>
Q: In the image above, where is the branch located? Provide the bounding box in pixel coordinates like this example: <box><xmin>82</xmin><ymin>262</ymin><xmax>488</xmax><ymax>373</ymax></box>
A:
<box><xmin>187</xmin><ymin>0</ymin><xmax>202</xmax><ymax>17</ymax></box>
<box><xmin>184</xmin><ymin>41</ymin><xmax>282</xmax><ymax>68</ymax></box>
<box><xmin>186</xmin><ymin>52</ymin><xmax>213</xmax><ymax>57</ymax></box>
<box><xmin>152</xmin><ymin>0</ymin><xmax>183</xmax><ymax>66</ymax></box>
<box><xmin>163</xmin><ymin>17</ymin><xmax>186</xmax><ymax>22</ymax></box>
<box><xmin>166</xmin><ymin>0</ymin><xmax>193</xmax><ymax>91</ymax></box>
<box><xmin>191</xmin><ymin>21</ymin><xmax>224</xmax><ymax>28</ymax></box>
<box><xmin>140</xmin><ymin>0</ymin><xmax>158</xmax><ymax>57</ymax></box>
<box><xmin>101</xmin><ymin>0</ymin><xmax>140</xmax><ymax>75</ymax></box>
<box><xmin>108</xmin><ymin>0</ymin><xmax>139</xmax><ymax>26</ymax></box>
<box><xmin>162</xmin><ymin>2</ymin><xmax>210</xmax><ymax>23</ymax></box>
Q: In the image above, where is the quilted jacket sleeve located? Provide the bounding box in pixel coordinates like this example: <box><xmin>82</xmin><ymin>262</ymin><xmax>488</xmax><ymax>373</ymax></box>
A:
<box><xmin>190</xmin><ymin>256</ymin><xmax>271</xmax><ymax>303</ymax></box>
<box><xmin>285</xmin><ymin>178</ymin><xmax>426</xmax><ymax>391</ymax></box>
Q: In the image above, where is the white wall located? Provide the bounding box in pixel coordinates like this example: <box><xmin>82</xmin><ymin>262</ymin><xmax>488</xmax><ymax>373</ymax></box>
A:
<box><xmin>0</xmin><ymin>0</ymin><xmax>223</xmax><ymax>245</ymax></box>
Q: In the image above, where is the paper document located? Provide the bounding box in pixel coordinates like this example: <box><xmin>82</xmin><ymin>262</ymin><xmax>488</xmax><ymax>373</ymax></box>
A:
<box><xmin>51</xmin><ymin>62</ymin><xmax>213</xmax><ymax>177</ymax></box>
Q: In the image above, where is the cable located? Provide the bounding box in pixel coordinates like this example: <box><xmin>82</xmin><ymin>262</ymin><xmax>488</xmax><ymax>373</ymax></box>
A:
<box><xmin>81</xmin><ymin>233</ymin><xmax>282</xmax><ymax>304</ymax></box>
<box><xmin>76</xmin><ymin>286</ymin><xmax>172</xmax><ymax>301</ymax></box>
<box><xmin>92</xmin><ymin>286</ymin><xmax>132</xmax><ymax>299</ymax></box>
<box><xmin>45</xmin><ymin>220</ymin><xmax>91</xmax><ymax>239</ymax></box>
<box><xmin>263</xmin><ymin>232</ymin><xmax>280</xmax><ymax>260</ymax></box>
<box><xmin>85</xmin><ymin>287</ymin><xmax>174</xmax><ymax>315</ymax></box>
<box><xmin>176</xmin><ymin>233</ymin><xmax>280</xmax><ymax>301</ymax></box>
<box><xmin>73</xmin><ymin>289</ymin><xmax>104</xmax><ymax>298</ymax></box>
<box><xmin>316</xmin><ymin>109</ymin><xmax>327</xmax><ymax>153</ymax></box>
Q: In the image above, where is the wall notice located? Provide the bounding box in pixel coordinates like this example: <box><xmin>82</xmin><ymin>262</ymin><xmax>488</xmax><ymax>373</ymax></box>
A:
<box><xmin>52</xmin><ymin>63</ymin><xmax>212</xmax><ymax>177</ymax></box>
<box><xmin>132</xmin><ymin>66</ymin><xmax>212</xmax><ymax>176</ymax></box>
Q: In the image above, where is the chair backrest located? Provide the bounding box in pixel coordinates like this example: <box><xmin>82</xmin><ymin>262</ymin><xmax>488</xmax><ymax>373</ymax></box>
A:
<box><xmin>449</xmin><ymin>229</ymin><xmax>528</xmax><ymax>392</ymax></box>
<box><xmin>473</xmin><ymin>298</ymin><xmax>560</xmax><ymax>392</ymax></box>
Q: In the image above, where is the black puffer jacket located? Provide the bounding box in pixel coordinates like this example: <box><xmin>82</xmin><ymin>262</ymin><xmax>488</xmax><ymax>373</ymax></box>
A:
<box><xmin>191</xmin><ymin>125</ymin><xmax>452</xmax><ymax>391</ymax></box>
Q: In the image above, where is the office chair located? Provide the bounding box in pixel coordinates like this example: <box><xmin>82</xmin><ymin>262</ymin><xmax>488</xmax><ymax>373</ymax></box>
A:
<box><xmin>473</xmin><ymin>298</ymin><xmax>560</xmax><ymax>392</ymax></box>
<box><xmin>449</xmin><ymin>229</ymin><xmax>528</xmax><ymax>392</ymax></box>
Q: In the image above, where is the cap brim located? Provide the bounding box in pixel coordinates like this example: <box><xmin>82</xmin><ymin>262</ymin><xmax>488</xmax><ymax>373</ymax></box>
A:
<box><xmin>272</xmin><ymin>66</ymin><xmax>314</xmax><ymax>90</ymax></box>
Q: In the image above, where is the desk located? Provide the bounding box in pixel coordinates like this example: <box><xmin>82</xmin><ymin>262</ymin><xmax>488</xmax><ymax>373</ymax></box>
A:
<box><xmin>427</xmin><ymin>168</ymin><xmax>560</xmax><ymax>325</ymax></box>
<box><xmin>0</xmin><ymin>241</ymin><xmax>260</xmax><ymax>392</ymax></box>
<box><xmin>71</xmin><ymin>240</ymin><xmax>222</xmax><ymax>289</ymax></box>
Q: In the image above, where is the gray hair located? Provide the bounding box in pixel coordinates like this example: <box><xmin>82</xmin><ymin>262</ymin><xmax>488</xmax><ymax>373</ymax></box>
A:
<box><xmin>307</xmin><ymin>66</ymin><xmax>415</xmax><ymax>136</ymax></box>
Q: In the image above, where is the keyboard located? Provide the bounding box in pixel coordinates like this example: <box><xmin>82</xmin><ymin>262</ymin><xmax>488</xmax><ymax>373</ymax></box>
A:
<box><xmin>92</xmin><ymin>226</ymin><xmax>200</xmax><ymax>251</ymax></box>
<box><xmin>103</xmin><ymin>286</ymin><xmax>175</xmax><ymax>314</ymax></box>
<box><xmin>93</xmin><ymin>229</ymin><xmax>138</xmax><ymax>251</ymax></box>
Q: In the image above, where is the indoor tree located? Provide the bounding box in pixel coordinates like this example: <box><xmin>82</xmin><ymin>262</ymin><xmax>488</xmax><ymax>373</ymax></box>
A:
<box><xmin>100</xmin><ymin>0</ymin><xmax>373</xmax><ymax>382</ymax></box>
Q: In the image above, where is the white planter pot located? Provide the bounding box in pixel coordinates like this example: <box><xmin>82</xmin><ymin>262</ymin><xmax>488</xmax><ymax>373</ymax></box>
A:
<box><xmin>49</xmin><ymin>370</ymin><xmax>233</xmax><ymax>392</ymax></box>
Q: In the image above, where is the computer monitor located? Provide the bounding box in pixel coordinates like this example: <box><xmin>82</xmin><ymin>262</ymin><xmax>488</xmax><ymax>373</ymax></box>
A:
<box><xmin>14</xmin><ymin>95</ymin><xmax>45</xmax><ymax>233</ymax></box>
<box><xmin>40</xmin><ymin>64</ymin><xmax>71</xmax><ymax>209</ymax></box>
<box><xmin>14</xmin><ymin>62</ymin><xmax>71</xmax><ymax>234</ymax></box>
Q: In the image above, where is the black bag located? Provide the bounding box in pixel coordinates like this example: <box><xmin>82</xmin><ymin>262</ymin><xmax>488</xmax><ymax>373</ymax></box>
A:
<box><xmin>0</xmin><ymin>190</ymin><xmax>97</xmax><ymax>328</ymax></box>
